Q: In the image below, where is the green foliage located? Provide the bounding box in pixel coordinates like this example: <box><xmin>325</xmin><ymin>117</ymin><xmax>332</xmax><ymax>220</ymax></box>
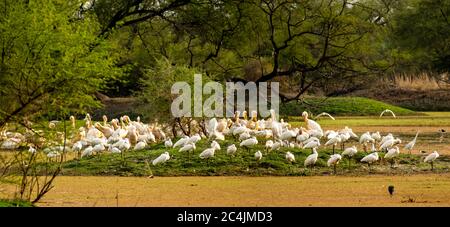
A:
<box><xmin>0</xmin><ymin>199</ymin><xmax>34</xmax><ymax>207</ymax></box>
<box><xmin>280</xmin><ymin>97</ymin><xmax>416</xmax><ymax>116</ymax></box>
<box><xmin>390</xmin><ymin>0</ymin><xmax>450</xmax><ymax>73</ymax></box>
<box><xmin>0</xmin><ymin>0</ymin><xmax>122</xmax><ymax>125</ymax></box>
<box><xmin>55</xmin><ymin>136</ymin><xmax>449</xmax><ymax>176</ymax></box>
<box><xmin>136</xmin><ymin>57</ymin><xmax>210</xmax><ymax>122</ymax></box>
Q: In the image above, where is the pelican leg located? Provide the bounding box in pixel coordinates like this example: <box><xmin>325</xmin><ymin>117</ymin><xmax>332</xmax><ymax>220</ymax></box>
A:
<box><xmin>431</xmin><ymin>162</ymin><xmax>434</xmax><ymax>171</ymax></box>
<box><xmin>333</xmin><ymin>164</ymin><xmax>337</xmax><ymax>175</ymax></box>
<box><xmin>332</xmin><ymin>145</ymin><xmax>335</xmax><ymax>155</ymax></box>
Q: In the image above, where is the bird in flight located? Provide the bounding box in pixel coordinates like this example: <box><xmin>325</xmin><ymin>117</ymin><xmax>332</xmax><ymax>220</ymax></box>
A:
<box><xmin>380</xmin><ymin>109</ymin><xmax>396</xmax><ymax>118</ymax></box>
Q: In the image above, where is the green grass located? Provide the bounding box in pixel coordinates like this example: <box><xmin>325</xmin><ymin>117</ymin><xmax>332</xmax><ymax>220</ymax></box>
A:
<box><xmin>0</xmin><ymin>199</ymin><xmax>34</xmax><ymax>207</ymax></box>
<box><xmin>288</xmin><ymin>112</ymin><xmax>450</xmax><ymax>127</ymax></box>
<box><xmin>280</xmin><ymin>97</ymin><xmax>417</xmax><ymax>117</ymax></box>
<box><xmin>54</xmin><ymin>137</ymin><xmax>449</xmax><ymax>177</ymax></box>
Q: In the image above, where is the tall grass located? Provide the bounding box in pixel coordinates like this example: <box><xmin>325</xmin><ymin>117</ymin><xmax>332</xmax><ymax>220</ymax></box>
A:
<box><xmin>385</xmin><ymin>73</ymin><xmax>449</xmax><ymax>91</ymax></box>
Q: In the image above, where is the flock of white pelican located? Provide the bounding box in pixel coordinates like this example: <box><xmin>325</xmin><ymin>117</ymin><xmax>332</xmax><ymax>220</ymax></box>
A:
<box><xmin>0</xmin><ymin>109</ymin><xmax>442</xmax><ymax>172</ymax></box>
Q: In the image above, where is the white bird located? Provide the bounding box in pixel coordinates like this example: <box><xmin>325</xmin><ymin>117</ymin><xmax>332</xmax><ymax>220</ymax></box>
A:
<box><xmin>380</xmin><ymin>133</ymin><xmax>394</xmax><ymax>145</ymax></box>
<box><xmin>404</xmin><ymin>131</ymin><xmax>419</xmax><ymax>154</ymax></box>
<box><xmin>380</xmin><ymin>109</ymin><xmax>396</xmax><ymax>118</ymax></box>
<box><xmin>92</xmin><ymin>143</ymin><xmax>106</xmax><ymax>154</ymax></box>
<box><xmin>361</xmin><ymin>152</ymin><xmax>379</xmax><ymax>171</ymax></box>
<box><xmin>285</xmin><ymin>152</ymin><xmax>295</xmax><ymax>163</ymax></box>
<box><xmin>303</xmin><ymin>138</ymin><xmax>320</xmax><ymax>150</ymax></box>
<box><xmin>424</xmin><ymin>151</ymin><xmax>439</xmax><ymax>170</ymax></box>
<box><xmin>239</xmin><ymin>131</ymin><xmax>251</xmax><ymax>141</ymax></box>
<box><xmin>304</xmin><ymin>148</ymin><xmax>318</xmax><ymax>168</ymax></box>
<box><xmin>240</xmin><ymin>137</ymin><xmax>258</xmax><ymax>152</ymax></box>
<box><xmin>179</xmin><ymin>143</ymin><xmax>196</xmax><ymax>153</ymax></box>
<box><xmin>371</xmin><ymin>132</ymin><xmax>382</xmax><ymax>142</ymax></box>
<box><xmin>271</xmin><ymin>141</ymin><xmax>282</xmax><ymax>151</ymax></box>
<box><xmin>280</xmin><ymin>129</ymin><xmax>297</xmax><ymax>141</ymax></box>
<box><xmin>188</xmin><ymin>134</ymin><xmax>201</xmax><ymax>144</ymax></box>
<box><xmin>314</xmin><ymin>112</ymin><xmax>335</xmax><ymax>120</ymax></box>
<box><xmin>81</xmin><ymin>146</ymin><xmax>94</xmax><ymax>158</ymax></box>
<box><xmin>164</xmin><ymin>139</ymin><xmax>173</xmax><ymax>148</ymax></box>
<box><xmin>327</xmin><ymin>154</ymin><xmax>342</xmax><ymax>174</ymax></box>
<box><xmin>207</xmin><ymin>118</ymin><xmax>218</xmax><ymax>137</ymax></box>
<box><xmin>379</xmin><ymin>138</ymin><xmax>402</xmax><ymax>151</ymax></box>
<box><xmin>342</xmin><ymin>146</ymin><xmax>358</xmax><ymax>158</ymax></box>
<box><xmin>265</xmin><ymin>140</ymin><xmax>273</xmax><ymax>152</ymax></box>
<box><xmin>254</xmin><ymin>150</ymin><xmax>262</xmax><ymax>162</ymax></box>
<box><xmin>28</xmin><ymin>145</ymin><xmax>36</xmax><ymax>154</ymax></box>
<box><xmin>296</xmin><ymin>131</ymin><xmax>310</xmax><ymax>143</ymax></box>
<box><xmin>199</xmin><ymin>148</ymin><xmax>215</xmax><ymax>160</ymax></box>
<box><xmin>109</xmin><ymin>145</ymin><xmax>121</xmax><ymax>154</ymax></box>
<box><xmin>226</xmin><ymin>144</ymin><xmax>237</xmax><ymax>156</ymax></box>
<box><xmin>211</xmin><ymin>140</ymin><xmax>221</xmax><ymax>151</ymax></box>
<box><xmin>173</xmin><ymin>136</ymin><xmax>190</xmax><ymax>148</ymax></box>
<box><xmin>384</xmin><ymin>146</ymin><xmax>400</xmax><ymax>168</ymax></box>
<box><xmin>325</xmin><ymin>136</ymin><xmax>341</xmax><ymax>154</ymax></box>
<box><xmin>359</xmin><ymin>132</ymin><xmax>375</xmax><ymax>151</ymax></box>
<box><xmin>134</xmin><ymin>141</ymin><xmax>147</xmax><ymax>151</ymax></box>
<box><xmin>72</xmin><ymin>141</ymin><xmax>83</xmax><ymax>153</ymax></box>
<box><xmin>47</xmin><ymin>151</ymin><xmax>60</xmax><ymax>159</ymax></box>
<box><xmin>152</xmin><ymin>152</ymin><xmax>170</xmax><ymax>165</ymax></box>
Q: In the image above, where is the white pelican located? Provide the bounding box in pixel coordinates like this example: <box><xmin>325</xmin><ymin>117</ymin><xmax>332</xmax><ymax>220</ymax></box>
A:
<box><xmin>302</xmin><ymin>111</ymin><xmax>323</xmax><ymax>137</ymax></box>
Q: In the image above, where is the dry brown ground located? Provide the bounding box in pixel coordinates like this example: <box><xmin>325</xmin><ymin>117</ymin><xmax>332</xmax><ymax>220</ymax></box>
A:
<box><xmin>2</xmin><ymin>174</ymin><xmax>446</xmax><ymax>207</ymax></box>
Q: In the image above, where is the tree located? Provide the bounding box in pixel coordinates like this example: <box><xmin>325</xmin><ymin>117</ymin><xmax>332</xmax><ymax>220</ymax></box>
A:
<box><xmin>390</xmin><ymin>0</ymin><xmax>450</xmax><ymax>74</ymax></box>
<box><xmin>0</xmin><ymin>0</ymin><xmax>121</xmax><ymax>127</ymax></box>
<box><xmin>104</xmin><ymin>0</ymin><xmax>395</xmax><ymax>100</ymax></box>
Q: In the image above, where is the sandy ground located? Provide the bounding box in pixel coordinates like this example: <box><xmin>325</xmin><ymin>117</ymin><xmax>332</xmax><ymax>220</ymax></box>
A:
<box><xmin>2</xmin><ymin>174</ymin><xmax>442</xmax><ymax>207</ymax></box>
